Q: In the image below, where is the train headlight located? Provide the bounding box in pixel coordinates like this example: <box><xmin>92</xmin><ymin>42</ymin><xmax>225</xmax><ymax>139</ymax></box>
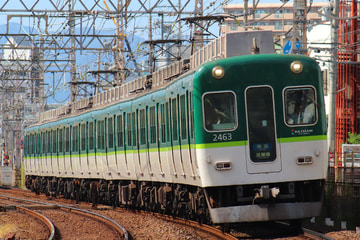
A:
<box><xmin>290</xmin><ymin>61</ymin><xmax>303</xmax><ymax>74</ymax></box>
<box><xmin>212</xmin><ymin>66</ymin><xmax>225</xmax><ymax>79</ymax></box>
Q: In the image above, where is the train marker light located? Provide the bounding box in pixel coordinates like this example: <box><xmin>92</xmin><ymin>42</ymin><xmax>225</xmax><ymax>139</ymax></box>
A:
<box><xmin>215</xmin><ymin>161</ymin><xmax>232</xmax><ymax>170</ymax></box>
<box><xmin>212</xmin><ymin>66</ymin><xmax>225</xmax><ymax>79</ymax></box>
<box><xmin>290</xmin><ymin>61</ymin><xmax>303</xmax><ymax>74</ymax></box>
<box><xmin>297</xmin><ymin>156</ymin><xmax>313</xmax><ymax>164</ymax></box>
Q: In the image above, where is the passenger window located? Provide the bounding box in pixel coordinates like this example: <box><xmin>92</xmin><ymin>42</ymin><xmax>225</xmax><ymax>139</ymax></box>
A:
<box><xmin>58</xmin><ymin>129</ymin><xmax>63</xmax><ymax>153</ymax></box>
<box><xmin>132</xmin><ymin>112</ymin><xmax>137</xmax><ymax>146</ymax></box>
<box><xmin>97</xmin><ymin>120</ymin><xmax>105</xmax><ymax>150</ymax></box>
<box><xmin>47</xmin><ymin>131</ymin><xmax>51</xmax><ymax>154</ymax></box>
<box><xmin>171</xmin><ymin>98</ymin><xmax>178</xmax><ymax>141</ymax></box>
<box><xmin>116</xmin><ymin>115</ymin><xmax>124</xmax><ymax>148</ymax></box>
<box><xmin>52</xmin><ymin>130</ymin><xmax>57</xmax><ymax>153</ymax></box>
<box><xmin>166</xmin><ymin>102</ymin><xmax>170</xmax><ymax>142</ymax></box>
<box><xmin>72</xmin><ymin>126</ymin><xmax>78</xmax><ymax>152</ymax></box>
<box><xmin>203</xmin><ymin>92</ymin><xmax>237</xmax><ymax>131</ymax></box>
<box><xmin>180</xmin><ymin>95</ymin><xmax>187</xmax><ymax>140</ymax></box>
<box><xmin>150</xmin><ymin>106</ymin><xmax>157</xmax><ymax>144</ymax></box>
<box><xmin>127</xmin><ymin>113</ymin><xmax>132</xmax><ymax>147</ymax></box>
<box><xmin>189</xmin><ymin>92</ymin><xmax>194</xmax><ymax>140</ymax></box>
<box><xmin>37</xmin><ymin>134</ymin><xmax>41</xmax><ymax>154</ymax></box>
<box><xmin>139</xmin><ymin>109</ymin><xmax>146</xmax><ymax>145</ymax></box>
<box><xmin>284</xmin><ymin>87</ymin><xmax>317</xmax><ymax>126</ymax></box>
<box><xmin>160</xmin><ymin>104</ymin><xmax>166</xmax><ymax>143</ymax></box>
<box><xmin>97</xmin><ymin>121</ymin><xmax>101</xmax><ymax>149</ymax></box>
<box><xmin>89</xmin><ymin>122</ymin><xmax>94</xmax><ymax>150</ymax></box>
<box><xmin>81</xmin><ymin>124</ymin><xmax>86</xmax><ymax>151</ymax></box>
<box><xmin>108</xmin><ymin>118</ymin><xmax>114</xmax><ymax>149</ymax></box>
<box><xmin>42</xmin><ymin>132</ymin><xmax>46</xmax><ymax>154</ymax></box>
<box><xmin>31</xmin><ymin>134</ymin><xmax>34</xmax><ymax>154</ymax></box>
<box><xmin>65</xmin><ymin>127</ymin><xmax>70</xmax><ymax>152</ymax></box>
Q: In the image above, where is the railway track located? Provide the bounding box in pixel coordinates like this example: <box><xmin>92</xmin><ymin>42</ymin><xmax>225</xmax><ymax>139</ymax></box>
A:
<box><xmin>111</xmin><ymin>208</ymin><xmax>238</xmax><ymax>240</ymax></box>
<box><xmin>0</xmin><ymin>195</ymin><xmax>55</xmax><ymax>239</ymax></box>
<box><xmin>302</xmin><ymin>228</ymin><xmax>336</xmax><ymax>240</ymax></box>
<box><xmin>0</xmin><ymin>192</ymin><xmax>127</xmax><ymax>240</ymax></box>
<box><xmin>17</xmin><ymin>206</ymin><xmax>55</xmax><ymax>239</ymax></box>
<box><xmin>0</xmin><ymin>188</ymin><xmax>230</xmax><ymax>239</ymax></box>
<box><xmin>0</xmin><ymin>188</ymin><xmax>338</xmax><ymax>240</ymax></box>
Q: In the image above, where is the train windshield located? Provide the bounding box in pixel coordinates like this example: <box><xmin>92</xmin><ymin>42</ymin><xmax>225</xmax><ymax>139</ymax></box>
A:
<box><xmin>203</xmin><ymin>91</ymin><xmax>237</xmax><ymax>131</ymax></box>
<box><xmin>284</xmin><ymin>87</ymin><xmax>317</xmax><ymax>126</ymax></box>
<box><xmin>246</xmin><ymin>87</ymin><xmax>277</xmax><ymax>162</ymax></box>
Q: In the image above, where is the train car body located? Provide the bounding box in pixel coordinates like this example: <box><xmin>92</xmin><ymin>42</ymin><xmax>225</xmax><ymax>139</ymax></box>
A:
<box><xmin>24</xmin><ymin>31</ymin><xmax>327</xmax><ymax>224</ymax></box>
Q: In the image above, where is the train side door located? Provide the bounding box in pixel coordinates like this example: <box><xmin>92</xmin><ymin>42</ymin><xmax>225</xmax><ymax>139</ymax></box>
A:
<box><xmin>49</xmin><ymin>129</ymin><xmax>54</xmax><ymax>174</ymax></box>
<box><xmin>132</xmin><ymin>110</ymin><xmax>143</xmax><ymax>177</ymax></box>
<box><xmin>107</xmin><ymin>116</ymin><xmax>116</xmax><ymax>175</ymax></box>
<box><xmin>72</xmin><ymin>123</ymin><xmax>81</xmax><ymax>175</ymax></box>
<box><xmin>170</xmin><ymin>97</ymin><xmax>184</xmax><ymax>177</ymax></box>
<box><xmin>138</xmin><ymin>108</ymin><xmax>148</xmax><ymax>176</ymax></box>
<box><xmin>179</xmin><ymin>93</ymin><xmax>196</xmax><ymax>178</ymax></box>
<box><xmin>245</xmin><ymin>86</ymin><xmax>281</xmax><ymax>173</ymax></box>
<box><xmin>35</xmin><ymin>132</ymin><xmax>40</xmax><ymax>174</ymax></box>
<box><xmin>124</xmin><ymin>111</ymin><xmax>141</xmax><ymax>177</ymax></box>
<box><xmin>87</xmin><ymin>121</ymin><xmax>97</xmax><ymax>174</ymax></box>
<box><xmin>159</xmin><ymin>103</ymin><xmax>171</xmax><ymax>178</ymax></box>
<box><xmin>115</xmin><ymin>113</ymin><xmax>129</xmax><ymax>175</ymax></box>
<box><xmin>64</xmin><ymin>126</ymin><xmax>72</xmax><ymax>174</ymax></box>
<box><xmin>102</xmin><ymin>118</ymin><xmax>109</xmax><ymax>175</ymax></box>
<box><xmin>79</xmin><ymin>122</ymin><xmax>89</xmax><ymax>175</ymax></box>
<box><xmin>97</xmin><ymin>119</ymin><xmax>107</xmax><ymax>175</ymax></box>
<box><xmin>41</xmin><ymin>131</ymin><xmax>46</xmax><ymax>174</ymax></box>
<box><xmin>58</xmin><ymin>127</ymin><xmax>65</xmax><ymax>174</ymax></box>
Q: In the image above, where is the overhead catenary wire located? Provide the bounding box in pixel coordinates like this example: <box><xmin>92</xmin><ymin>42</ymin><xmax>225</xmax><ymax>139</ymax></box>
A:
<box><xmin>0</xmin><ymin>0</ymin><xmax>257</xmax><ymax>105</ymax></box>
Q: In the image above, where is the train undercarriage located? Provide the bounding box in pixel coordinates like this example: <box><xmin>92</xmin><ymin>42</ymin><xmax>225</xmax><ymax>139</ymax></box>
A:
<box><xmin>25</xmin><ymin>176</ymin><xmax>325</xmax><ymax>224</ymax></box>
<box><xmin>25</xmin><ymin>176</ymin><xmax>210</xmax><ymax>223</ymax></box>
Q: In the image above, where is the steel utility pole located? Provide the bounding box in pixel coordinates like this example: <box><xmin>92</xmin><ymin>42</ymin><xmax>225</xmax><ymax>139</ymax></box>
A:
<box><xmin>328</xmin><ymin>0</ymin><xmax>339</xmax><ymax>153</ymax></box>
<box><xmin>194</xmin><ymin>0</ymin><xmax>204</xmax><ymax>48</ymax></box>
<box><xmin>0</xmin><ymin>0</ymin><xmax>226</xmax><ymax>172</ymax></box>
<box><xmin>292</xmin><ymin>0</ymin><xmax>308</xmax><ymax>54</ymax></box>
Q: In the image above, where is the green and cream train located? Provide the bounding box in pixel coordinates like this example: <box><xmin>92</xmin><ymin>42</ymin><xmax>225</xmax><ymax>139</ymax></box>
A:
<box><xmin>24</xmin><ymin>31</ymin><xmax>328</xmax><ymax>224</ymax></box>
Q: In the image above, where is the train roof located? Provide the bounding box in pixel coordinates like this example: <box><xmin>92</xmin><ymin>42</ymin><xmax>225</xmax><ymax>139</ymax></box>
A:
<box><xmin>35</xmin><ymin>31</ymin><xmax>275</xmax><ymax>126</ymax></box>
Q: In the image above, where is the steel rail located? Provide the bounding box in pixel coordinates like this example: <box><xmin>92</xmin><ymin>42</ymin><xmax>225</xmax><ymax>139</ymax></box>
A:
<box><xmin>0</xmin><ymin>194</ymin><xmax>128</xmax><ymax>240</ymax></box>
<box><xmin>16</xmin><ymin>206</ymin><xmax>55</xmax><ymax>240</ymax></box>
<box><xmin>275</xmin><ymin>221</ymin><xmax>336</xmax><ymax>240</ymax></box>
<box><xmin>122</xmin><ymin>209</ymin><xmax>237</xmax><ymax>240</ymax></box>
<box><xmin>56</xmin><ymin>204</ymin><xmax>128</xmax><ymax>240</ymax></box>
<box><xmin>303</xmin><ymin>227</ymin><xmax>336</xmax><ymax>240</ymax></box>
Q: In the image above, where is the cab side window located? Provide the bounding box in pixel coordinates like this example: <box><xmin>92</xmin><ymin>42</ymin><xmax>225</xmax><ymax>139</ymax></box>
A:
<box><xmin>203</xmin><ymin>91</ymin><xmax>237</xmax><ymax>131</ymax></box>
<box><xmin>284</xmin><ymin>87</ymin><xmax>317</xmax><ymax>126</ymax></box>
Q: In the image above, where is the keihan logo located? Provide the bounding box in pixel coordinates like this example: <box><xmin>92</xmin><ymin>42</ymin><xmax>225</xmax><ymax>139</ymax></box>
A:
<box><xmin>291</xmin><ymin>129</ymin><xmax>313</xmax><ymax>135</ymax></box>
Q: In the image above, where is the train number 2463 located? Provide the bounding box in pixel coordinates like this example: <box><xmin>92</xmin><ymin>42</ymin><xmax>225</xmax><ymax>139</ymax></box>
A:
<box><xmin>212</xmin><ymin>133</ymin><xmax>232</xmax><ymax>141</ymax></box>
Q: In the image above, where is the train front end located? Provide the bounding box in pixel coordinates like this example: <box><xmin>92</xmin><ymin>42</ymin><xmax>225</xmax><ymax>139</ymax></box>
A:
<box><xmin>193</xmin><ymin>54</ymin><xmax>327</xmax><ymax>223</ymax></box>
